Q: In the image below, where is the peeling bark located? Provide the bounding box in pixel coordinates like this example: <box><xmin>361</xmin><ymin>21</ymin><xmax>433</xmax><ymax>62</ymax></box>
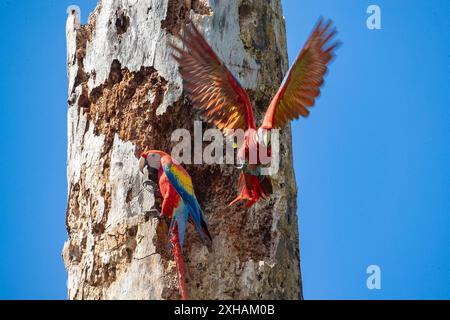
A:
<box><xmin>64</xmin><ymin>0</ymin><xmax>302</xmax><ymax>300</ymax></box>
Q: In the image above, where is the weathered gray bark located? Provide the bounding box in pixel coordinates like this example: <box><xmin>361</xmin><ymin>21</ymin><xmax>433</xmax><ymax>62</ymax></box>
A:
<box><xmin>63</xmin><ymin>0</ymin><xmax>302</xmax><ymax>300</ymax></box>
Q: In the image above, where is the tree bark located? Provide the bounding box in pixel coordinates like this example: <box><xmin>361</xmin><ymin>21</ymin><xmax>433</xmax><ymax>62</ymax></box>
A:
<box><xmin>63</xmin><ymin>0</ymin><xmax>302</xmax><ymax>300</ymax></box>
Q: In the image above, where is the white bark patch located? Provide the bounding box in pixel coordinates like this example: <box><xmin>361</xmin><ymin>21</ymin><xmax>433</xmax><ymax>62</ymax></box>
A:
<box><xmin>67</xmin><ymin>101</ymin><xmax>105</xmax><ymax>188</ymax></box>
<box><xmin>84</xmin><ymin>0</ymin><xmax>182</xmax><ymax>114</ymax></box>
<box><xmin>107</xmin><ymin>134</ymin><xmax>154</xmax><ymax>229</ymax></box>
<box><xmin>105</xmin><ymin>220</ymin><xmax>164</xmax><ymax>299</ymax></box>
<box><xmin>66</xmin><ymin>9</ymin><xmax>80</xmax><ymax>96</ymax></box>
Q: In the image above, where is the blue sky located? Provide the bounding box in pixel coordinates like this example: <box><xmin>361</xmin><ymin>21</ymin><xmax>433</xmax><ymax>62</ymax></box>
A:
<box><xmin>0</xmin><ymin>1</ymin><xmax>449</xmax><ymax>299</ymax></box>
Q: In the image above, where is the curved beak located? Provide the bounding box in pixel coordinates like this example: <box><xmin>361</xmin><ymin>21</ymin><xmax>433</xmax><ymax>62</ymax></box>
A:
<box><xmin>139</xmin><ymin>150</ymin><xmax>168</xmax><ymax>174</ymax></box>
<box><xmin>138</xmin><ymin>156</ymin><xmax>147</xmax><ymax>174</ymax></box>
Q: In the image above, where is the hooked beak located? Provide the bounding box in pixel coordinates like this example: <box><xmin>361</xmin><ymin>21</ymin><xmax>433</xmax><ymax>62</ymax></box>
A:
<box><xmin>139</xmin><ymin>149</ymin><xmax>167</xmax><ymax>174</ymax></box>
<box><xmin>138</xmin><ymin>156</ymin><xmax>147</xmax><ymax>174</ymax></box>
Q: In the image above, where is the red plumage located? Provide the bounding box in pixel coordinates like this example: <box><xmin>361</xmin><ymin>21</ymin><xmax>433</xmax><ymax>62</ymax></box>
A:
<box><xmin>172</xmin><ymin>18</ymin><xmax>339</xmax><ymax>206</ymax></box>
<box><xmin>158</xmin><ymin>166</ymin><xmax>189</xmax><ymax>300</ymax></box>
<box><xmin>140</xmin><ymin>150</ymin><xmax>211</xmax><ymax>300</ymax></box>
<box><xmin>171</xmin><ymin>226</ymin><xmax>187</xmax><ymax>300</ymax></box>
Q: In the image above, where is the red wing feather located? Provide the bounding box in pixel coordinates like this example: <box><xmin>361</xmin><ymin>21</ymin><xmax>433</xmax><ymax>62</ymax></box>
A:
<box><xmin>172</xmin><ymin>23</ymin><xmax>256</xmax><ymax>132</ymax></box>
<box><xmin>262</xmin><ymin>18</ymin><xmax>340</xmax><ymax>129</ymax></box>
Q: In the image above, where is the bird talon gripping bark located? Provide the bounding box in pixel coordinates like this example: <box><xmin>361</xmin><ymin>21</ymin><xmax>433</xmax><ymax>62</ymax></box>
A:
<box><xmin>145</xmin><ymin>209</ymin><xmax>162</xmax><ymax>220</ymax></box>
<box><xmin>142</xmin><ymin>179</ymin><xmax>157</xmax><ymax>191</ymax></box>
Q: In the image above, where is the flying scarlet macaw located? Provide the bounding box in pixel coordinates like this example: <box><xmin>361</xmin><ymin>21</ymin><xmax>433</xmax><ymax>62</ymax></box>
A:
<box><xmin>139</xmin><ymin>150</ymin><xmax>212</xmax><ymax>300</ymax></box>
<box><xmin>171</xmin><ymin>18</ymin><xmax>339</xmax><ymax>207</ymax></box>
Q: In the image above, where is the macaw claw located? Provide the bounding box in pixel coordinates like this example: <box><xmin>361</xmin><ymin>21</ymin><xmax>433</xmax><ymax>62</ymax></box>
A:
<box><xmin>143</xmin><ymin>179</ymin><xmax>157</xmax><ymax>191</ymax></box>
<box><xmin>145</xmin><ymin>209</ymin><xmax>162</xmax><ymax>220</ymax></box>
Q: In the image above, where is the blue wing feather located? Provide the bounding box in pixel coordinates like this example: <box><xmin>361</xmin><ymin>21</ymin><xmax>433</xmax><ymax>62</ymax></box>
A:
<box><xmin>163</xmin><ymin>163</ymin><xmax>207</xmax><ymax>241</ymax></box>
<box><xmin>169</xmin><ymin>201</ymin><xmax>189</xmax><ymax>251</ymax></box>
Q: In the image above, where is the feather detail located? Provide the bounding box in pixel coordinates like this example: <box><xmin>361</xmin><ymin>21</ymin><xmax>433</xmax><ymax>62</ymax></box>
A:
<box><xmin>161</xmin><ymin>156</ymin><xmax>211</xmax><ymax>244</ymax></box>
<box><xmin>171</xmin><ymin>226</ymin><xmax>188</xmax><ymax>300</ymax></box>
<box><xmin>172</xmin><ymin>23</ymin><xmax>256</xmax><ymax>133</ymax></box>
<box><xmin>262</xmin><ymin>17</ymin><xmax>340</xmax><ymax>129</ymax></box>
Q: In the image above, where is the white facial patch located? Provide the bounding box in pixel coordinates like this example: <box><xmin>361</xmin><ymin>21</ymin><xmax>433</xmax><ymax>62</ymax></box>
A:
<box><xmin>147</xmin><ymin>153</ymin><xmax>161</xmax><ymax>169</ymax></box>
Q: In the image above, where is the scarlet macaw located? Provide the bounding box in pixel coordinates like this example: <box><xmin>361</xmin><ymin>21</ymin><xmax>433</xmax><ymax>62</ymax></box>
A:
<box><xmin>139</xmin><ymin>150</ymin><xmax>211</xmax><ymax>300</ymax></box>
<box><xmin>171</xmin><ymin>18</ymin><xmax>340</xmax><ymax>207</ymax></box>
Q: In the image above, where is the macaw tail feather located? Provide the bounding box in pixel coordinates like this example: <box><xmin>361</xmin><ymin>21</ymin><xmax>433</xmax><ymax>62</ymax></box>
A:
<box><xmin>201</xmin><ymin>219</ymin><xmax>213</xmax><ymax>242</ymax></box>
<box><xmin>187</xmin><ymin>216</ymin><xmax>213</xmax><ymax>243</ymax></box>
<box><xmin>229</xmin><ymin>172</ymin><xmax>273</xmax><ymax>207</ymax></box>
<box><xmin>171</xmin><ymin>226</ymin><xmax>188</xmax><ymax>300</ymax></box>
<box><xmin>169</xmin><ymin>203</ymin><xmax>189</xmax><ymax>251</ymax></box>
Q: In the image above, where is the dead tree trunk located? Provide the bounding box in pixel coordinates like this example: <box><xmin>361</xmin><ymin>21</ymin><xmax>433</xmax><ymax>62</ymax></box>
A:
<box><xmin>63</xmin><ymin>0</ymin><xmax>302</xmax><ymax>300</ymax></box>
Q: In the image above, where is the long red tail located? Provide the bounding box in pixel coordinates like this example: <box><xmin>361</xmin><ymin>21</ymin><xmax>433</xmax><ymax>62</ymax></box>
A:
<box><xmin>171</xmin><ymin>226</ymin><xmax>188</xmax><ymax>300</ymax></box>
<box><xmin>229</xmin><ymin>172</ymin><xmax>273</xmax><ymax>207</ymax></box>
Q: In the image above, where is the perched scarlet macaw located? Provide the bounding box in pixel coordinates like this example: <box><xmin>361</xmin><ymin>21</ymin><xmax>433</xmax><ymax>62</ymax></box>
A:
<box><xmin>172</xmin><ymin>18</ymin><xmax>340</xmax><ymax>207</ymax></box>
<box><xmin>139</xmin><ymin>150</ymin><xmax>211</xmax><ymax>300</ymax></box>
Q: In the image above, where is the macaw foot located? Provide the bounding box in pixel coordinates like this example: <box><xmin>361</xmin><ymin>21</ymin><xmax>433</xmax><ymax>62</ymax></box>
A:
<box><xmin>229</xmin><ymin>194</ymin><xmax>257</xmax><ymax>207</ymax></box>
<box><xmin>145</xmin><ymin>209</ymin><xmax>163</xmax><ymax>220</ymax></box>
<box><xmin>229</xmin><ymin>172</ymin><xmax>272</xmax><ymax>207</ymax></box>
<box><xmin>143</xmin><ymin>179</ymin><xmax>157</xmax><ymax>191</ymax></box>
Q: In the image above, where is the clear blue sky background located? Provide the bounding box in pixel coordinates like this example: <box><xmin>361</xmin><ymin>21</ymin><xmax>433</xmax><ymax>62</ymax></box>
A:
<box><xmin>0</xmin><ymin>0</ymin><xmax>448</xmax><ymax>299</ymax></box>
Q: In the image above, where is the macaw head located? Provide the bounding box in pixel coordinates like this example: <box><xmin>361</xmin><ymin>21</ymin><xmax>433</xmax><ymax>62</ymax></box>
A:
<box><xmin>139</xmin><ymin>150</ymin><xmax>167</xmax><ymax>174</ymax></box>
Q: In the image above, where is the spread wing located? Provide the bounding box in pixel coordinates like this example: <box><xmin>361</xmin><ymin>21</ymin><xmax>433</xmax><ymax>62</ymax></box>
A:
<box><xmin>161</xmin><ymin>157</ymin><xmax>209</xmax><ymax>242</ymax></box>
<box><xmin>172</xmin><ymin>23</ymin><xmax>256</xmax><ymax>133</ymax></box>
<box><xmin>262</xmin><ymin>18</ymin><xmax>340</xmax><ymax>129</ymax></box>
